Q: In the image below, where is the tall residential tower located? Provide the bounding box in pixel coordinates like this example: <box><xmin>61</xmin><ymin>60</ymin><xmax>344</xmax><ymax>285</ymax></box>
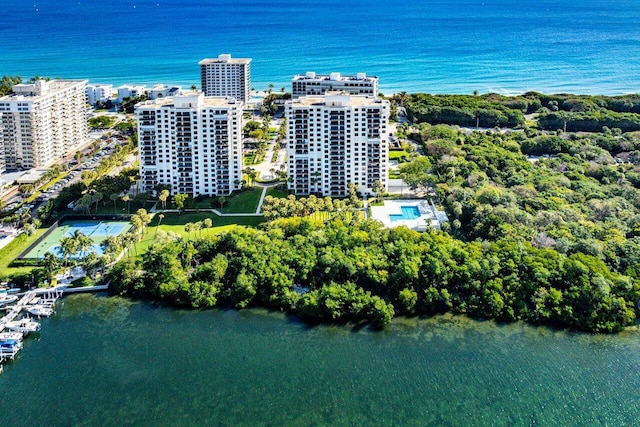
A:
<box><xmin>285</xmin><ymin>92</ymin><xmax>389</xmax><ymax>197</ymax></box>
<box><xmin>136</xmin><ymin>92</ymin><xmax>243</xmax><ymax>196</ymax></box>
<box><xmin>199</xmin><ymin>54</ymin><xmax>251</xmax><ymax>103</ymax></box>
<box><xmin>0</xmin><ymin>79</ymin><xmax>88</xmax><ymax>170</ymax></box>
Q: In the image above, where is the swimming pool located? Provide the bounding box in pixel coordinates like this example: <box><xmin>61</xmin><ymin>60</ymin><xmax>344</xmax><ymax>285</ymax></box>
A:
<box><xmin>389</xmin><ymin>206</ymin><xmax>421</xmax><ymax>221</ymax></box>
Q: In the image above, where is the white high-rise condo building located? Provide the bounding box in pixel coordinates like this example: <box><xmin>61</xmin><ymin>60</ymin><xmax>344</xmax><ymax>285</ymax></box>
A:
<box><xmin>199</xmin><ymin>54</ymin><xmax>251</xmax><ymax>103</ymax></box>
<box><xmin>285</xmin><ymin>92</ymin><xmax>389</xmax><ymax>197</ymax></box>
<box><xmin>292</xmin><ymin>72</ymin><xmax>378</xmax><ymax>99</ymax></box>
<box><xmin>0</xmin><ymin>79</ymin><xmax>88</xmax><ymax>170</ymax></box>
<box><xmin>136</xmin><ymin>92</ymin><xmax>243</xmax><ymax>197</ymax></box>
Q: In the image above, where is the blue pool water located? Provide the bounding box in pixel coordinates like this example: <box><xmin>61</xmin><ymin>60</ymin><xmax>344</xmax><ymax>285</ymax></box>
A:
<box><xmin>389</xmin><ymin>206</ymin><xmax>421</xmax><ymax>222</ymax></box>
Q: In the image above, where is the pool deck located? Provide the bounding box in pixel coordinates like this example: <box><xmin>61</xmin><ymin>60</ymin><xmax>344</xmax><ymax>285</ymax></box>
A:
<box><xmin>370</xmin><ymin>199</ymin><xmax>448</xmax><ymax>231</ymax></box>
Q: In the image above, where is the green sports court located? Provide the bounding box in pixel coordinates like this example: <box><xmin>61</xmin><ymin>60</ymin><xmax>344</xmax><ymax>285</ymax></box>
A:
<box><xmin>23</xmin><ymin>219</ymin><xmax>131</xmax><ymax>259</ymax></box>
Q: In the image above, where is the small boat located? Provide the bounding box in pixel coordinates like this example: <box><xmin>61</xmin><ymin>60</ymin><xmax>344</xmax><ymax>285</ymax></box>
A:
<box><xmin>0</xmin><ymin>338</ymin><xmax>22</xmax><ymax>359</ymax></box>
<box><xmin>27</xmin><ymin>305</ymin><xmax>55</xmax><ymax>317</ymax></box>
<box><xmin>0</xmin><ymin>293</ymin><xmax>18</xmax><ymax>307</ymax></box>
<box><xmin>5</xmin><ymin>318</ymin><xmax>41</xmax><ymax>336</ymax></box>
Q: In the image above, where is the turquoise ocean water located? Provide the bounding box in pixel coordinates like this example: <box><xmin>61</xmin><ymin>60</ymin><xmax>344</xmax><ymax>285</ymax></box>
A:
<box><xmin>2</xmin><ymin>0</ymin><xmax>640</xmax><ymax>94</ymax></box>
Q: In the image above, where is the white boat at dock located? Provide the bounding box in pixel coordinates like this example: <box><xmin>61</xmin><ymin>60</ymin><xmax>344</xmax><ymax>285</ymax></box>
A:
<box><xmin>0</xmin><ymin>336</ymin><xmax>22</xmax><ymax>360</ymax></box>
<box><xmin>27</xmin><ymin>305</ymin><xmax>55</xmax><ymax>317</ymax></box>
<box><xmin>5</xmin><ymin>318</ymin><xmax>41</xmax><ymax>336</ymax></box>
<box><xmin>0</xmin><ymin>293</ymin><xmax>18</xmax><ymax>307</ymax></box>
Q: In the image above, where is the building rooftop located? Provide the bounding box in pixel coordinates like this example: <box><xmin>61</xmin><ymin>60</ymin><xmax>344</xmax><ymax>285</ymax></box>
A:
<box><xmin>136</xmin><ymin>93</ymin><xmax>242</xmax><ymax>110</ymax></box>
<box><xmin>287</xmin><ymin>92</ymin><xmax>387</xmax><ymax>107</ymax></box>
<box><xmin>293</xmin><ymin>72</ymin><xmax>377</xmax><ymax>82</ymax></box>
<box><xmin>199</xmin><ymin>54</ymin><xmax>252</xmax><ymax>65</ymax></box>
<box><xmin>0</xmin><ymin>79</ymin><xmax>87</xmax><ymax>101</ymax></box>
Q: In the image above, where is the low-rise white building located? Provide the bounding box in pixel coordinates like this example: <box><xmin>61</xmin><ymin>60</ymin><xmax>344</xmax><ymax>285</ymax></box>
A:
<box><xmin>285</xmin><ymin>92</ymin><xmax>389</xmax><ymax>197</ymax></box>
<box><xmin>86</xmin><ymin>84</ymin><xmax>114</xmax><ymax>106</ymax></box>
<box><xmin>116</xmin><ymin>85</ymin><xmax>147</xmax><ymax>103</ymax></box>
<box><xmin>292</xmin><ymin>72</ymin><xmax>378</xmax><ymax>99</ymax></box>
<box><xmin>136</xmin><ymin>92</ymin><xmax>243</xmax><ymax>197</ymax></box>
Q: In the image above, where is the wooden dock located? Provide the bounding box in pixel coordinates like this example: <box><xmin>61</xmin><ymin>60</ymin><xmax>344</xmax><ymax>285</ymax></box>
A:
<box><xmin>0</xmin><ymin>291</ymin><xmax>37</xmax><ymax>334</ymax></box>
<box><xmin>0</xmin><ymin>287</ymin><xmax>64</xmax><ymax>334</ymax></box>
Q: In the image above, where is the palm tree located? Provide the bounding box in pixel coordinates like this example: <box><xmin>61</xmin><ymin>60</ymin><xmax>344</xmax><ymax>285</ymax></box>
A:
<box><xmin>203</xmin><ymin>218</ymin><xmax>212</xmax><ymax>236</ymax></box>
<box><xmin>159</xmin><ymin>189</ymin><xmax>170</xmax><ymax>210</ymax></box>
<box><xmin>217</xmin><ymin>196</ymin><xmax>227</xmax><ymax>210</ymax></box>
<box><xmin>78</xmin><ymin>193</ymin><xmax>92</xmax><ymax>214</ymax></box>
<box><xmin>110</xmin><ymin>193</ymin><xmax>119</xmax><ymax>214</ymax></box>
<box><xmin>155</xmin><ymin>213</ymin><xmax>165</xmax><ymax>238</ymax></box>
<box><xmin>101</xmin><ymin>235</ymin><xmax>123</xmax><ymax>258</ymax></box>
<box><xmin>122</xmin><ymin>194</ymin><xmax>131</xmax><ymax>215</ymax></box>
<box><xmin>184</xmin><ymin>222</ymin><xmax>193</xmax><ymax>240</ymax></box>
<box><xmin>122</xmin><ymin>232</ymin><xmax>138</xmax><ymax>257</ymax></box>
<box><xmin>71</xmin><ymin>230</ymin><xmax>94</xmax><ymax>260</ymax></box>
<box><xmin>92</xmin><ymin>191</ymin><xmax>103</xmax><ymax>212</ymax></box>
<box><xmin>58</xmin><ymin>236</ymin><xmax>78</xmax><ymax>268</ymax></box>
<box><xmin>83</xmin><ymin>251</ymin><xmax>99</xmax><ymax>278</ymax></box>
<box><xmin>130</xmin><ymin>214</ymin><xmax>143</xmax><ymax>238</ymax></box>
<box><xmin>173</xmin><ymin>193</ymin><xmax>188</xmax><ymax>214</ymax></box>
<box><xmin>136</xmin><ymin>208</ymin><xmax>151</xmax><ymax>235</ymax></box>
<box><xmin>243</xmin><ymin>167</ymin><xmax>258</xmax><ymax>188</ymax></box>
<box><xmin>193</xmin><ymin>221</ymin><xmax>202</xmax><ymax>238</ymax></box>
<box><xmin>43</xmin><ymin>252</ymin><xmax>60</xmax><ymax>280</ymax></box>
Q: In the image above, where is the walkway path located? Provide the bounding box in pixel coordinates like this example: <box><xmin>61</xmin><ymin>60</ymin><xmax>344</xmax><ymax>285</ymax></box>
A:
<box><xmin>255</xmin><ymin>186</ymin><xmax>268</xmax><ymax>214</ymax></box>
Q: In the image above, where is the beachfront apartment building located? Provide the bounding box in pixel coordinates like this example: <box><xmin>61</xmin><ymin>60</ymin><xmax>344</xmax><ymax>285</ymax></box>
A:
<box><xmin>292</xmin><ymin>72</ymin><xmax>378</xmax><ymax>99</ymax></box>
<box><xmin>0</xmin><ymin>79</ymin><xmax>88</xmax><ymax>170</ymax></box>
<box><xmin>116</xmin><ymin>85</ymin><xmax>147</xmax><ymax>103</ymax></box>
<box><xmin>199</xmin><ymin>54</ymin><xmax>251</xmax><ymax>103</ymax></box>
<box><xmin>135</xmin><ymin>92</ymin><xmax>243</xmax><ymax>197</ymax></box>
<box><xmin>86</xmin><ymin>84</ymin><xmax>114</xmax><ymax>106</ymax></box>
<box><xmin>285</xmin><ymin>92</ymin><xmax>389</xmax><ymax>197</ymax></box>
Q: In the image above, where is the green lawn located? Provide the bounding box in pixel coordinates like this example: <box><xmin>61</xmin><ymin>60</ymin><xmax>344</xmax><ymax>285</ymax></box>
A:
<box><xmin>66</xmin><ymin>199</ymin><xmax>155</xmax><ymax>216</ymax></box>
<box><xmin>265</xmin><ymin>187</ymin><xmax>288</xmax><ymax>199</ymax></box>
<box><xmin>133</xmin><ymin>212</ymin><xmax>264</xmax><ymax>255</ymax></box>
<box><xmin>389</xmin><ymin>150</ymin><xmax>410</xmax><ymax>162</ymax></box>
<box><xmin>0</xmin><ymin>229</ymin><xmax>48</xmax><ymax>279</ymax></box>
<box><xmin>219</xmin><ymin>188</ymin><xmax>262</xmax><ymax>213</ymax></box>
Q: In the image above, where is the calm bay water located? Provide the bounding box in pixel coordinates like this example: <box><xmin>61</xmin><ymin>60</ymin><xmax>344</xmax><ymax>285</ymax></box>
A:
<box><xmin>1</xmin><ymin>294</ymin><xmax>639</xmax><ymax>426</ymax></box>
<box><xmin>2</xmin><ymin>0</ymin><xmax>640</xmax><ymax>94</ymax></box>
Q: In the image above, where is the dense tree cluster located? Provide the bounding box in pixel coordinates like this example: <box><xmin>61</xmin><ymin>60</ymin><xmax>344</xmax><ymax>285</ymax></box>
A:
<box><xmin>537</xmin><ymin>111</ymin><xmax>640</xmax><ymax>133</ymax></box>
<box><xmin>414</xmin><ymin>126</ymin><xmax>640</xmax><ymax>285</ymax></box>
<box><xmin>88</xmin><ymin>115</ymin><xmax>116</xmax><ymax>129</ymax></box>
<box><xmin>107</xmin><ymin>216</ymin><xmax>637</xmax><ymax>332</ymax></box>
<box><xmin>399</xmin><ymin>93</ymin><xmax>525</xmax><ymax>128</ymax></box>
<box><xmin>0</xmin><ymin>75</ymin><xmax>22</xmax><ymax>96</ymax></box>
<box><xmin>396</xmin><ymin>92</ymin><xmax>640</xmax><ymax>132</ymax></box>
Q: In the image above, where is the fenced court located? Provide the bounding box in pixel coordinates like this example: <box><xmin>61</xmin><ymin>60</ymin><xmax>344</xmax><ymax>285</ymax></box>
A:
<box><xmin>21</xmin><ymin>219</ymin><xmax>131</xmax><ymax>259</ymax></box>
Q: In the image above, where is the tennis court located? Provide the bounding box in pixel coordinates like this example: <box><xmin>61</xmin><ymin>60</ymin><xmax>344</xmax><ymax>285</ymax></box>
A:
<box><xmin>23</xmin><ymin>219</ymin><xmax>131</xmax><ymax>259</ymax></box>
